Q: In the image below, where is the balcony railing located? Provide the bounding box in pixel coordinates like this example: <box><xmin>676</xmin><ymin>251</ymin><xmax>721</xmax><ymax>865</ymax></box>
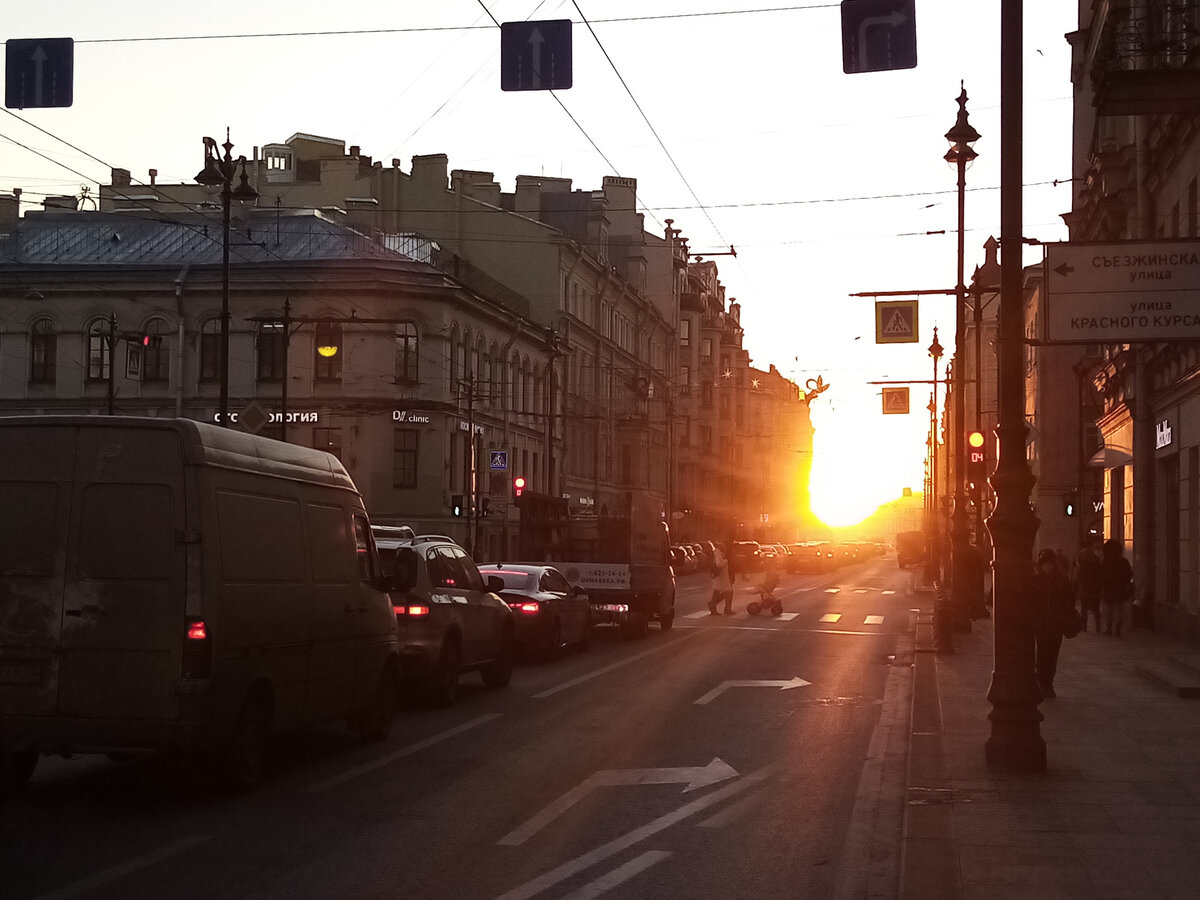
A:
<box><xmin>1090</xmin><ymin>1</ymin><xmax>1200</xmax><ymax>115</ymax></box>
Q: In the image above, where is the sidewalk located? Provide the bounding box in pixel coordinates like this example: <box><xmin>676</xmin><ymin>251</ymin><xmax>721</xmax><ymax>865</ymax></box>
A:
<box><xmin>902</xmin><ymin>606</ymin><xmax>1200</xmax><ymax>899</ymax></box>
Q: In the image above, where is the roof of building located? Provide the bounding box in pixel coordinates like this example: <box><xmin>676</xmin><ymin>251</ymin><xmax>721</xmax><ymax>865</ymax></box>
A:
<box><xmin>0</xmin><ymin>208</ymin><xmax>418</xmax><ymax>268</ymax></box>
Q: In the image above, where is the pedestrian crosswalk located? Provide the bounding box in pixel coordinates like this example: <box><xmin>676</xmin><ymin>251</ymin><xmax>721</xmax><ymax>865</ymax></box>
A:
<box><xmin>683</xmin><ymin>609</ymin><xmax>893</xmax><ymax>626</ymax></box>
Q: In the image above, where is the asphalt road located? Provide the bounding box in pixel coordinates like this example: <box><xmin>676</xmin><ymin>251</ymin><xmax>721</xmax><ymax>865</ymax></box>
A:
<box><xmin>1</xmin><ymin>557</ymin><xmax>917</xmax><ymax>900</ymax></box>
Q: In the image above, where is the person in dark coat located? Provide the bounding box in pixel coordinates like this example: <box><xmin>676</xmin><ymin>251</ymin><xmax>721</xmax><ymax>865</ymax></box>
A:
<box><xmin>1100</xmin><ymin>539</ymin><xmax>1134</xmax><ymax>637</ymax></box>
<box><xmin>1073</xmin><ymin>534</ymin><xmax>1103</xmax><ymax>633</ymax></box>
<box><xmin>1033</xmin><ymin>548</ymin><xmax>1074</xmax><ymax>699</ymax></box>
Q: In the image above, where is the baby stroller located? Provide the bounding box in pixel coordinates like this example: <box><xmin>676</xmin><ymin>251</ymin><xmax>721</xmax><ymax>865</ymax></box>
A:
<box><xmin>746</xmin><ymin>569</ymin><xmax>782</xmax><ymax>616</ymax></box>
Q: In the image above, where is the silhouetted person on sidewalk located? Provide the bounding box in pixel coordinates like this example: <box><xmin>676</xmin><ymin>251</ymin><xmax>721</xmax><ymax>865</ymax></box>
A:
<box><xmin>1073</xmin><ymin>534</ymin><xmax>1103</xmax><ymax>632</ymax></box>
<box><xmin>1100</xmin><ymin>539</ymin><xmax>1134</xmax><ymax>637</ymax></box>
<box><xmin>1034</xmin><ymin>549</ymin><xmax>1073</xmax><ymax>699</ymax></box>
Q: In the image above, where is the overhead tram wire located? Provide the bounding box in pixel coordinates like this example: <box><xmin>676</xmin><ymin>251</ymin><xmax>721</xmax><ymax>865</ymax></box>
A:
<box><xmin>67</xmin><ymin>7</ymin><xmax>835</xmax><ymax>45</ymax></box>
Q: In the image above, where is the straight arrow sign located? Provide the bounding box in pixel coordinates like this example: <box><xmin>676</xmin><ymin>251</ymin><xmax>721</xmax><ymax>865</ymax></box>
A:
<box><xmin>497</xmin><ymin>758</ymin><xmax>738</xmax><ymax>846</ymax></box>
<box><xmin>694</xmin><ymin>676</ymin><xmax>812</xmax><ymax>705</ymax></box>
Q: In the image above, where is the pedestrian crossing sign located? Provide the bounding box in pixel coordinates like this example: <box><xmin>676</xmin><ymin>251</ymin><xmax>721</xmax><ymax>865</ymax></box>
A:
<box><xmin>882</xmin><ymin>386</ymin><xmax>910</xmax><ymax>415</ymax></box>
<box><xmin>875</xmin><ymin>300</ymin><xmax>918</xmax><ymax>343</ymax></box>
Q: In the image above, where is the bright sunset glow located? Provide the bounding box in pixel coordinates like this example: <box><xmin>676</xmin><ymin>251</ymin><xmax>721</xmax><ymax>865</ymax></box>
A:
<box><xmin>807</xmin><ymin>394</ymin><xmax>927</xmax><ymax>528</ymax></box>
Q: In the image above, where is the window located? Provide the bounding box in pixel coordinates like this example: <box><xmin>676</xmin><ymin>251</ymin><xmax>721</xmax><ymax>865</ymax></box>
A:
<box><xmin>701</xmin><ymin>380</ymin><xmax>714</xmax><ymax>409</ymax></box>
<box><xmin>395</xmin><ymin>322</ymin><xmax>419</xmax><ymax>383</ymax></box>
<box><xmin>199</xmin><ymin>319</ymin><xmax>220</xmax><ymax>382</ymax></box>
<box><xmin>679</xmin><ymin>366</ymin><xmax>690</xmax><ymax>395</ymax></box>
<box><xmin>679</xmin><ymin>319</ymin><xmax>690</xmax><ymax>347</ymax></box>
<box><xmin>701</xmin><ymin>337</ymin><xmax>712</xmax><ymax>360</ymax></box>
<box><xmin>86</xmin><ymin>319</ymin><xmax>111</xmax><ymax>382</ymax></box>
<box><xmin>313</xmin><ymin>427</ymin><xmax>342</xmax><ymax>460</ymax></box>
<box><xmin>393</xmin><ymin>428</ymin><xmax>419</xmax><ymax>488</ymax></box>
<box><xmin>29</xmin><ymin>318</ymin><xmax>56</xmax><ymax>384</ymax></box>
<box><xmin>314</xmin><ymin>321</ymin><xmax>342</xmax><ymax>382</ymax></box>
<box><xmin>257</xmin><ymin>323</ymin><xmax>285</xmax><ymax>381</ymax></box>
<box><xmin>143</xmin><ymin>317</ymin><xmax>170</xmax><ymax>383</ymax></box>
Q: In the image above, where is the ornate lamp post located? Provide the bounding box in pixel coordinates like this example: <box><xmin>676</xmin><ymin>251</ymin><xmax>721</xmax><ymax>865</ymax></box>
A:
<box><xmin>196</xmin><ymin>130</ymin><xmax>258</xmax><ymax>427</ymax></box>
<box><xmin>945</xmin><ymin>84</ymin><xmax>980</xmax><ymax>634</ymax></box>
<box><xmin>927</xmin><ymin>328</ymin><xmax>953</xmax><ymax>652</ymax></box>
<box><xmin>986</xmin><ymin>0</ymin><xmax>1045</xmax><ymax>771</ymax></box>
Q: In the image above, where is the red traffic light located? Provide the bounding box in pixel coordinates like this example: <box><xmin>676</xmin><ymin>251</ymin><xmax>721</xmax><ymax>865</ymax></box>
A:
<box><xmin>513</xmin><ymin>475</ymin><xmax>526</xmax><ymax>499</ymax></box>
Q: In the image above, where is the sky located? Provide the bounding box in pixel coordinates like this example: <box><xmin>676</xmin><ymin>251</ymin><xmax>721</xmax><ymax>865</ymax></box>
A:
<box><xmin>1</xmin><ymin>1</ymin><xmax>1079</xmax><ymax>526</ymax></box>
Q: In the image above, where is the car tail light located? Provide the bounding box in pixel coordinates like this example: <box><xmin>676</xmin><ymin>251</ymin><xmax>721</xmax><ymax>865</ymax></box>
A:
<box><xmin>183</xmin><ymin>616</ymin><xmax>211</xmax><ymax>679</ymax></box>
<box><xmin>513</xmin><ymin>601</ymin><xmax>541</xmax><ymax>614</ymax></box>
<box><xmin>394</xmin><ymin>604</ymin><xmax>431</xmax><ymax>617</ymax></box>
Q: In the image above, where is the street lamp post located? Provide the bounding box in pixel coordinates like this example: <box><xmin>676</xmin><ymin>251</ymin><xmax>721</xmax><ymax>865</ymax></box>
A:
<box><xmin>196</xmin><ymin>130</ymin><xmax>258</xmax><ymax>427</ymax></box>
<box><xmin>928</xmin><ymin>328</ymin><xmax>953</xmax><ymax>652</ymax></box>
<box><xmin>945</xmin><ymin>85</ymin><xmax>980</xmax><ymax>634</ymax></box>
<box><xmin>986</xmin><ymin>0</ymin><xmax>1045</xmax><ymax>772</ymax></box>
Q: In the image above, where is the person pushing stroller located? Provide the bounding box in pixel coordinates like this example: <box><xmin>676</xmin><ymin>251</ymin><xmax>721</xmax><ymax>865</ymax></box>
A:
<box><xmin>747</xmin><ymin>559</ymin><xmax>783</xmax><ymax>616</ymax></box>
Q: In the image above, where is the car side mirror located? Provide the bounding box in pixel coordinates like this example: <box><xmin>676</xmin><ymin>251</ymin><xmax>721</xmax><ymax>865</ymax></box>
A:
<box><xmin>486</xmin><ymin>575</ymin><xmax>505</xmax><ymax>594</ymax></box>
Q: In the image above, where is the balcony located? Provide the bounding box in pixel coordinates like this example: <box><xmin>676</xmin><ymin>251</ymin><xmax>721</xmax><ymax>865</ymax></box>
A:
<box><xmin>1089</xmin><ymin>1</ymin><xmax>1200</xmax><ymax>116</ymax></box>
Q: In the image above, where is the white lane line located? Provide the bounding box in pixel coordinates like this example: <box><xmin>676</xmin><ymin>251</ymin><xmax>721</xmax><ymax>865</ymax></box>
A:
<box><xmin>819</xmin><ymin>613</ymin><xmax>842</xmax><ymax>623</ymax></box>
<box><xmin>32</xmin><ymin>835</ymin><xmax>211</xmax><ymax>900</ymax></box>
<box><xmin>495</xmin><ymin>765</ymin><xmax>777</xmax><ymax>900</ymax></box>
<box><xmin>534</xmin><ymin>631</ymin><xmax>700</xmax><ymax>699</ymax></box>
<box><xmin>697</xmin><ymin>788</ymin><xmax>766</xmax><ymax>829</ymax></box>
<box><xmin>854</xmin><ymin>589</ymin><xmax>868</xmax><ymax>594</ymax></box>
<box><xmin>684</xmin><ymin>610</ymin><xmax>711</xmax><ymax>619</ymax></box>
<box><xmin>882</xmin><ymin>590</ymin><xmax>896</xmax><ymax>595</ymax></box>
<box><xmin>777</xmin><ymin>612</ymin><xmax>799</xmax><ymax>621</ymax></box>
<box><xmin>560</xmin><ymin>851</ymin><xmax>672</xmax><ymax>900</ymax></box>
<box><xmin>307</xmin><ymin>714</ymin><xmax>500</xmax><ymax>792</ymax></box>
<box><xmin>824</xmin><ymin>588</ymin><xmax>840</xmax><ymax>594</ymax></box>
<box><xmin>864</xmin><ymin>615</ymin><xmax>885</xmax><ymax>625</ymax></box>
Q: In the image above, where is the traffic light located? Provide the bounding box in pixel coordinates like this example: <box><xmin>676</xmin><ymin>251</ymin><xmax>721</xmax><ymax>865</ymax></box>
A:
<box><xmin>966</xmin><ymin>430</ymin><xmax>986</xmax><ymax>489</ymax></box>
<box><xmin>513</xmin><ymin>475</ymin><xmax>527</xmax><ymax>502</ymax></box>
<box><xmin>451</xmin><ymin>494</ymin><xmax>464</xmax><ymax>517</ymax></box>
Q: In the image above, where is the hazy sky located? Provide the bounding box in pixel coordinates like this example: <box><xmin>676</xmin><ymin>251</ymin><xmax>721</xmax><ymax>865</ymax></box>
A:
<box><xmin>1</xmin><ymin>1</ymin><xmax>1078</xmax><ymax>524</ymax></box>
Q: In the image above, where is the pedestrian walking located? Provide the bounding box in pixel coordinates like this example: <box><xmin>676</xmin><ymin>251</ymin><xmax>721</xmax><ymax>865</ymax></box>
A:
<box><xmin>1072</xmin><ymin>534</ymin><xmax>1103</xmax><ymax>632</ymax></box>
<box><xmin>708</xmin><ymin>544</ymin><xmax>734</xmax><ymax>616</ymax></box>
<box><xmin>1033</xmin><ymin>548</ymin><xmax>1074</xmax><ymax>699</ymax></box>
<box><xmin>1100</xmin><ymin>539</ymin><xmax>1134</xmax><ymax>637</ymax></box>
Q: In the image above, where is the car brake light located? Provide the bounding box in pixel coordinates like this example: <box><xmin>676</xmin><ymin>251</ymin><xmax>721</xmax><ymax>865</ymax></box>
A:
<box><xmin>186</xmin><ymin>618</ymin><xmax>208</xmax><ymax>641</ymax></box>
<box><xmin>183</xmin><ymin>617</ymin><xmax>211</xmax><ymax>679</ymax></box>
<box><xmin>394</xmin><ymin>604</ymin><xmax>431</xmax><ymax>617</ymax></box>
<box><xmin>513</xmin><ymin>602</ymin><xmax>541</xmax><ymax>614</ymax></box>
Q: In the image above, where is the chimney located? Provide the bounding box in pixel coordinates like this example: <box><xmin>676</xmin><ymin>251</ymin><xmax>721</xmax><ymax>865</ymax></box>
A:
<box><xmin>149</xmin><ymin>168</ymin><xmax>158</xmax><ymax>185</ymax></box>
<box><xmin>0</xmin><ymin>192</ymin><xmax>20</xmax><ymax>231</ymax></box>
<box><xmin>111</xmin><ymin>168</ymin><xmax>131</xmax><ymax>187</ymax></box>
<box><xmin>349</xmin><ymin>145</ymin><xmax>360</xmax><ymax>158</ymax></box>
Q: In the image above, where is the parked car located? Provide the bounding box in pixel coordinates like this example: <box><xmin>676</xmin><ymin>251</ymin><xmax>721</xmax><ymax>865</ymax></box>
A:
<box><xmin>669</xmin><ymin>546</ymin><xmax>689</xmax><ymax>576</ymax></box>
<box><xmin>730</xmin><ymin>541</ymin><xmax>762</xmax><ymax>572</ymax></box>
<box><xmin>374</xmin><ymin>531</ymin><xmax>514</xmax><ymax>707</ymax></box>
<box><xmin>482</xmin><ymin>564</ymin><xmax>591</xmax><ymax>660</ymax></box>
<box><xmin>896</xmin><ymin>531</ymin><xmax>926</xmax><ymax>569</ymax></box>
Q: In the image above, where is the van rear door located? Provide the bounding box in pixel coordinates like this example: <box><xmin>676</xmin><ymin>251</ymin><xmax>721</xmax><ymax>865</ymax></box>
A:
<box><xmin>58</xmin><ymin>426</ymin><xmax>187</xmax><ymax>720</ymax></box>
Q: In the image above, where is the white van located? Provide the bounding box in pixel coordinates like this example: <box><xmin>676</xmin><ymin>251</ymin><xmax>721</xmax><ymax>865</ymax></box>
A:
<box><xmin>0</xmin><ymin>416</ymin><xmax>400</xmax><ymax>793</ymax></box>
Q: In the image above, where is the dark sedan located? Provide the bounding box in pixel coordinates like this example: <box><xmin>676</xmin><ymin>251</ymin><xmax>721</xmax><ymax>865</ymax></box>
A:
<box><xmin>483</xmin><ymin>564</ymin><xmax>592</xmax><ymax>661</ymax></box>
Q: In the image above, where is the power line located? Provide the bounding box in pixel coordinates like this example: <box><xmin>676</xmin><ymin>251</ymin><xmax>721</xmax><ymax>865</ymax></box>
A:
<box><xmin>68</xmin><ymin>6</ymin><xmax>835</xmax><ymax>45</ymax></box>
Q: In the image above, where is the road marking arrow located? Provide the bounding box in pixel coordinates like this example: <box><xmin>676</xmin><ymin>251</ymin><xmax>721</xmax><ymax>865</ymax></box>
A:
<box><xmin>694</xmin><ymin>676</ymin><xmax>811</xmax><ymax>706</ymax></box>
<box><xmin>497</xmin><ymin>758</ymin><xmax>738</xmax><ymax>846</ymax></box>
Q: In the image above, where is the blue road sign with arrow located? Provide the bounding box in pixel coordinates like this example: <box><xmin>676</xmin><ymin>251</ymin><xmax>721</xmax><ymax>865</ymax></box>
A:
<box><xmin>5</xmin><ymin>38</ymin><xmax>73</xmax><ymax>109</ymax></box>
<box><xmin>501</xmin><ymin>20</ymin><xmax>572</xmax><ymax>91</ymax></box>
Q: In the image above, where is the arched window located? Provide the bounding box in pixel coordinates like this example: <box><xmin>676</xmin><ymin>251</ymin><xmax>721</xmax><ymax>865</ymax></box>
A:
<box><xmin>143</xmin><ymin>317</ymin><xmax>170</xmax><ymax>383</ymax></box>
<box><xmin>395</xmin><ymin>321</ymin><xmax>418</xmax><ymax>384</ymax></box>
<box><xmin>314</xmin><ymin>320</ymin><xmax>342</xmax><ymax>382</ymax></box>
<box><xmin>257</xmin><ymin>321</ymin><xmax>285</xmax><ymax>382</ymax></box>
<box><xmin>199</xmin><ymin>319</ymin><xmax>221</xmax><ymax>382</ymax></box>
<box><xmin>29</xmin><ymin>318</ymin><xmax>57</xmax><ymax>384</ymax></box>
<box><xmin>85</xmin><ymin>318</ymin><xmax>111</xmax><ymax>382</ymax></box>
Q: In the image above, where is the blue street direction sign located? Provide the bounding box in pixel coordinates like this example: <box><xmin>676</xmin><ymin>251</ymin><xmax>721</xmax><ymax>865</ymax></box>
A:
<box><xmin>501</xmin><ymin>20</ymin><xmax>572</xmax><ymax>91</ymax></box>
<box><xmin>490</xmin><ymin>450</ymin><xmax>509</xmax><ymax>471</ymax></box>
<box><xmin>5</xmin><ymin>38</ymin><xmax>73</xmax><ymax>109</ymax></box>
<box><xmin>840</xmin><ymin>1</ymin><xmax>917</xmax><ymax>74</ymax></box>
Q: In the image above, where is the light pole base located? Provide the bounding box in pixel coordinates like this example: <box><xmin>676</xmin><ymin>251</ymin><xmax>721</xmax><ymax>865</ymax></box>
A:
<box><xmin>985</xmin><ymin>673</ymin><xmax>1046</xmax><ymax>772</ymax></box>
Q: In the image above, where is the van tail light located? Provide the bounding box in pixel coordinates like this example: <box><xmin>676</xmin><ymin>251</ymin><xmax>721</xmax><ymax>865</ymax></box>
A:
<box><xmin>183</xmin><ymin>616</ymin><xmax>212</xmax><ymax>679</ymax></box>
<box><xmin>513</xmin><ymin>602</ymin><xmax>541</xmax><ymax>615</ymax></box>
<box><xmin>394</xmin><ymin>604</ymin><xmax>431</xmax><ymax>617</ymax></box>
